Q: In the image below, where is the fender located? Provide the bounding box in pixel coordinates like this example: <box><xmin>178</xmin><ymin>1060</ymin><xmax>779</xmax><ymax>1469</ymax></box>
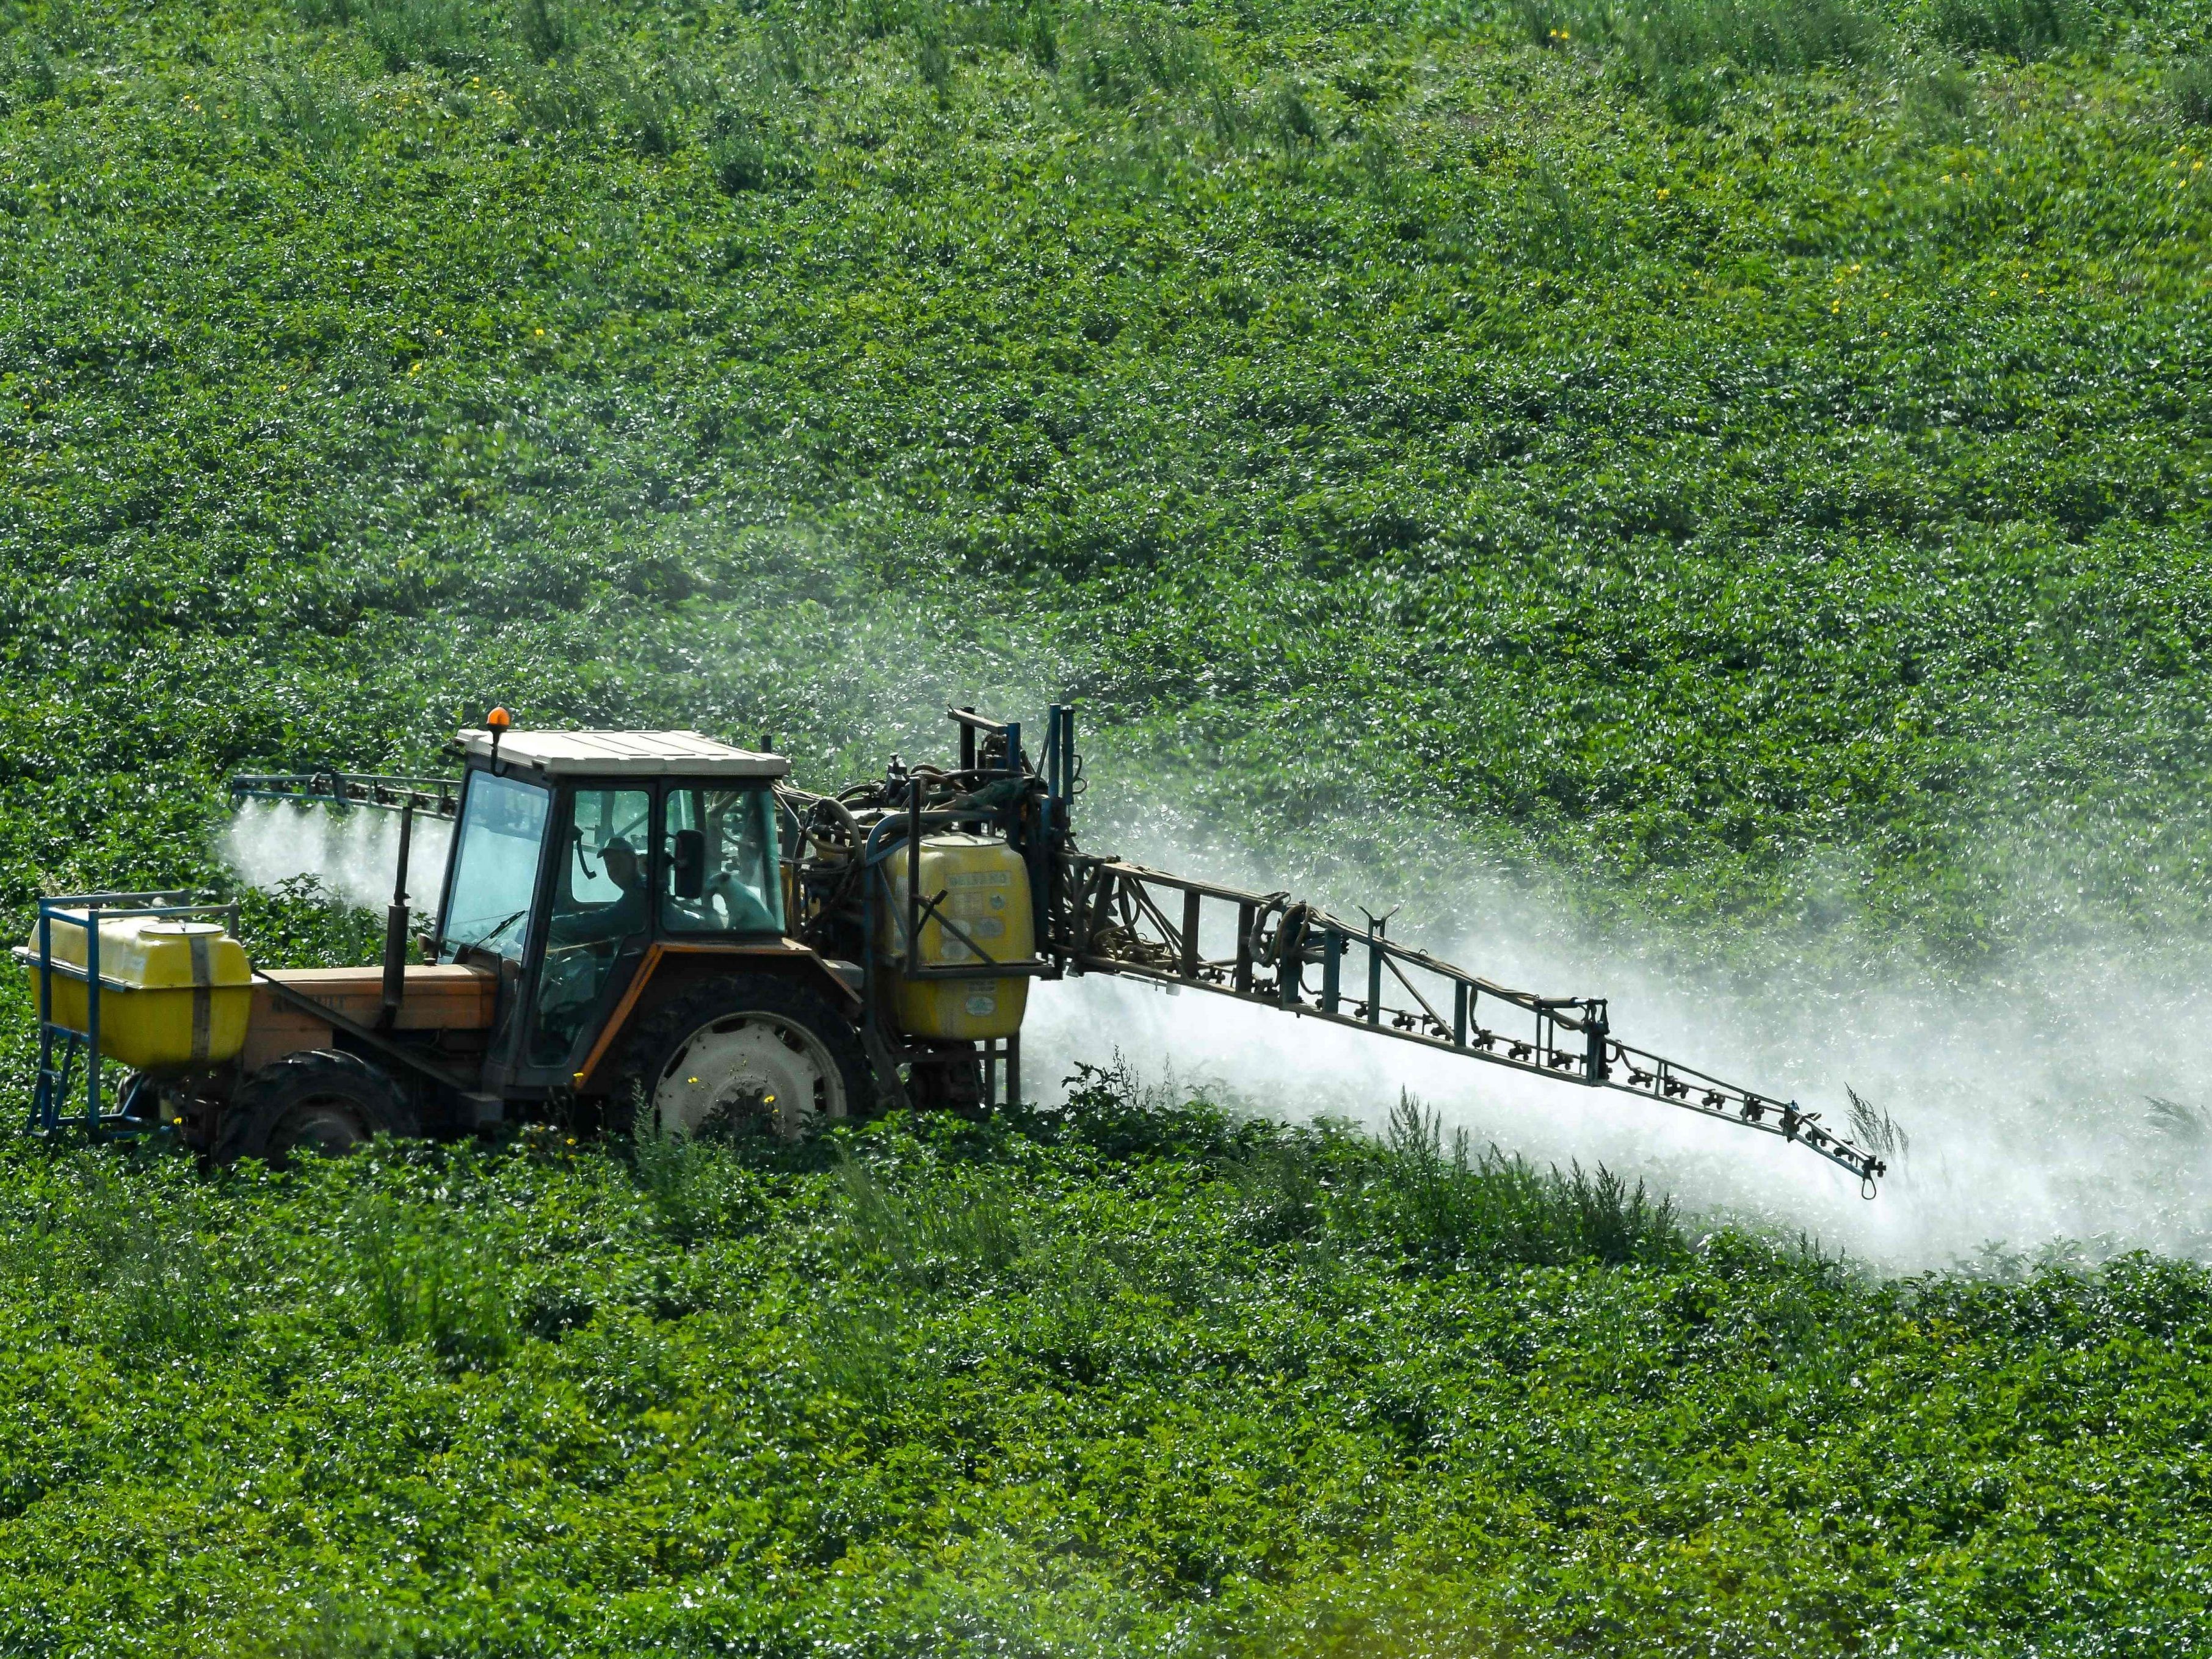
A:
<box><xmin>571</xmin><ymin>938</ymin><xmax>862</xmax><ymax>1094</ymax></box>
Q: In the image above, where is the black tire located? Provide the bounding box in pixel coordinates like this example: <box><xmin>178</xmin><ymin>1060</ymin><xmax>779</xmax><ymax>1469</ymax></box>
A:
<box><xmin>214</xmin><ymin>1050</ymin><xmax>418</xmax><ymax>1166</ymax></box>
<box><xmin>607</xmin><ymin>973</ymin><xmax>871</xmax><ymax>1142</ymax></box>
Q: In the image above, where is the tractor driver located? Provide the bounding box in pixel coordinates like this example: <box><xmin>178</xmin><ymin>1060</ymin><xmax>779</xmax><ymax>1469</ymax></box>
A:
<box><xmin>549</xmin><ymin>836</ymin><xmax>651</xmax><ymax>947</ymax></box>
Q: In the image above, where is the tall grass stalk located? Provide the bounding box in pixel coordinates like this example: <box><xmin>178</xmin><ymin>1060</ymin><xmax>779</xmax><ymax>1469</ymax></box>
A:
<box><xmin>349</xmin><ymin>1196</ymin><xmax>515</xmax><ymax>1371</ymax></box>
<box><xmin>1520</xmin><ymin>0</ymin><xmax>1887</xmax><ymax>118</ymax></box>
<box><xmin>1371</xmin><ymin>1095</ymin><xmax>1683</xmax><ymax>1266</ymax></box>
<box><xmin>837</xmin><ymin>1153</ymin><xmax>1024</xmax><ymax>1288</ymax></box>
<box><xmin>2170</xmin><ymin>54</ymin><xmax>2212</xmax><ymax>125</ymax></box>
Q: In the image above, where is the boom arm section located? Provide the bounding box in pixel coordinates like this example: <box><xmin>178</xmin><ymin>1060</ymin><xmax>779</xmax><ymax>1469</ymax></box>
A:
<box><xmin>230</xmin><ymin>772</ymin><xmax>462</xmax><ymax>818</ymax></box>
<box><xmin>1053</xmin><ymin>855</ymin><xmax>1886</xmax><ymax>1190</ymax></box>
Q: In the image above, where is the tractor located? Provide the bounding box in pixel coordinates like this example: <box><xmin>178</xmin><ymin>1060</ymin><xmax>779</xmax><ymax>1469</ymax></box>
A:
<box><xmin>18</xmin><ymin>705</ymin><xmax>1888</xmax><ymax>1189</ymax></box>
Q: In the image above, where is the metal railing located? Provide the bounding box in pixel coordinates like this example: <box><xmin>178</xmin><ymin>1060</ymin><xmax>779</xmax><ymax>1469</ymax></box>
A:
<box><xmin>1059</xmin><ymin>856</ymin><xmax>1886</xmax><ymax>1189</ymax></box>
<box><xmin>229</xmin><ymin>771</ymin><xmax>461</xmax><ymax>818</ymax></box>
<box><xmin>18</xmin><ymin>892</ymin><xmax>241</xmax><ymax>1136</ymax></box>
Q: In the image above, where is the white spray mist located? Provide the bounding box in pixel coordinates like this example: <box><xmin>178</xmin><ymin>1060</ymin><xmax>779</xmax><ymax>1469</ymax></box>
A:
<box><xmin>1023</xmin><ymin>816</ymin><xmax>2212</xmax><ymax>1272</ymax></box>
<box><xmin>221</xmin><ymin>801</ymin><xmax>455</xmax><ymax>915</ymax></box>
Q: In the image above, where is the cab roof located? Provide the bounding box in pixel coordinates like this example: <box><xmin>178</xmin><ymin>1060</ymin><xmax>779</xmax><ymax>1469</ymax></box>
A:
<box><xmin>457</xmin><ymin>729</ymin><xmax>789</xmax><ymax>779</ymax></box>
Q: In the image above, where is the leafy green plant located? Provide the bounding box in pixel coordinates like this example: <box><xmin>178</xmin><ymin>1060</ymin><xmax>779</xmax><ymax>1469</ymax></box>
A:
<box><xmin>231</xmin><ymin>876</ymin><xmax>386</xmax><ymax>970</ymax></box>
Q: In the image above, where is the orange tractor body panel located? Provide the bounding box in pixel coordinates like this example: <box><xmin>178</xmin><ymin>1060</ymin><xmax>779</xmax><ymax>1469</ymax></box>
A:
<box><xmin>241</xmin><ymin>966</ymin><xmax>498</xmax><ymax>1070</ymax></box>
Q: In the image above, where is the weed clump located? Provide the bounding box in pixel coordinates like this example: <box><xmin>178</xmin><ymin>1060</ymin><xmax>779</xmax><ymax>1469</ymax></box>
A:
<box><xmin>2170</xmin><ymin>54</ymin><xmax>2212</xmax><ymax>125</ymax></box>
<box><xmin>1359</xmin><ymin>1095</ymin><xmax>1684</xmax><ymax>1267</ymax></box>
<box><xmin>837</xmin><ymin>1151</ymin><xmax>1024</xmax><ymax>1287</ymax></box>
<box><xmin>708</xmin><ymin>104</ymin><xmax>808</xmax><ymax>194</ymax></box>
<box><xmin>1926</xmin><ymin>0</ymin><xmax>2084</xmax><ymax>57</ymax></box>
<box><xmin>357</xmin><ymin>0</ymin><xmax>491</xmax><ymax>72</ymax></box>
<box><xmin>350</xmin><ymin>1190</ymin><xmax>517</xmax><ymax>1370</ymax></box>
<box><xmin>250</xmin><ymin>70</ymin><xmax>368</xmax><ymax>153</ymax></box>
<box><xmin>1521</xmin><ymin>0</ymin><xmax>1888</xmax><ymax>118</ymax></box>
<box><xmin>1039</xmin><ymin>1067</ymin><xmax>1684</xmax><ymax>1270</ymax></box>
<box><xmin>515</xmin><ymin>0</ymin><xmax>573</xmax><ymax>62</ymax></box>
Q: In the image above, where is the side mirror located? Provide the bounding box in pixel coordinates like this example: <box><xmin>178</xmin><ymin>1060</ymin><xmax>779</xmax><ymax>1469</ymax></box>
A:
<box><xmin>672</xmin><ymin>829</ymin><xmax>706</xmax><ymax>899</ymax></box>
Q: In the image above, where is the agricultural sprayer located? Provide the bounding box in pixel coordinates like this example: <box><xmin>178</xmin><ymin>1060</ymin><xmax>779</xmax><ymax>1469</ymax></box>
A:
<box><xmin>17</xmin><ymin>707</ymin><xmax>1887</xmax><ymax>1187</ymax></box>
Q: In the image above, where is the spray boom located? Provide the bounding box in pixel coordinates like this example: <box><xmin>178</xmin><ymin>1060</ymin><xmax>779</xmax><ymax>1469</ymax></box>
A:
<box><xmin>785</xmin><ymin>706</ymin><xmax>1887</xmax><ymax>1192</ymax></box>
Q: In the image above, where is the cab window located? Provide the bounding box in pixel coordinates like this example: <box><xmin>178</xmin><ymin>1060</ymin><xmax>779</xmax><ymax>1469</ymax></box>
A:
<box><xmin>439</xmin><ymin>772</ymin><xmax>551</xmax><ymax>963</ymax></box>
<box><xmin>661</xmin><ymin>786</ymin><xmax>783</xmax><ymax>934</ymax></box>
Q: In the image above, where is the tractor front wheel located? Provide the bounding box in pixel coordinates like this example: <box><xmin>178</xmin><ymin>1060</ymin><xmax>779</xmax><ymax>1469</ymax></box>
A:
<box><xmin>214</xmin><ymin>1050</ymin><xmax>417</xmax><ymax>1166</ymax></box>
<box><xmin>609</xmin><ymin>974</ymin><xmax>868</xmax><ymax>1142</ymax></box>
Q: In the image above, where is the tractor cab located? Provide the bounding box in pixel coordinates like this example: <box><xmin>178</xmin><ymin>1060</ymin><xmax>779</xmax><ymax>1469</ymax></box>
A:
<box><xmin>433</xmin><ymin>728</ymin><xmax>796</xmax><ymax>1095</ymax></box>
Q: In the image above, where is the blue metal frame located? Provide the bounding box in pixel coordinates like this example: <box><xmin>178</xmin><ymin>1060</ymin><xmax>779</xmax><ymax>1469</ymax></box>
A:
<box><xmin>23</xmin><ymin>892</ymin><xmax>242</xmax><ymax>1137</ymax></box>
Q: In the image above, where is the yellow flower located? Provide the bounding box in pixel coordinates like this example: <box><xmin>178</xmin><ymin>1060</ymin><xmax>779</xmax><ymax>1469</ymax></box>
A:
<box><xmin>409</xmin><ymin>361</ymin><xmax>422</xmax><ymax>375</ymax></box>
<box><xmin>534</xmin><ymin>327</ymin><xmax>545</xmax><ymax>337</ymax></box>
<box><xmin>1656</xmin><ymin>186</ymin><xmax>1669</xmax><ymax>199</ymax></box>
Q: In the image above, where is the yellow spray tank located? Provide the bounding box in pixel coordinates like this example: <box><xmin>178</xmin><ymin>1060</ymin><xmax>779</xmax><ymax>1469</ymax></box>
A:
<box><xmin>19</xmin><ymin>909</ymin><xmax>253</xmax><ymax>1072</ymax></box>
<box><xmin>880</xmin><ymin>832</ymin><xmax>1033</xmax><ymax>1040</ymax></box>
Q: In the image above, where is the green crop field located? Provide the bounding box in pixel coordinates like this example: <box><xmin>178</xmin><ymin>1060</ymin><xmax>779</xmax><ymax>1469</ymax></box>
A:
<box><xmin>2</xmin><ymin>0</ymin><xmax>2211</xmax><ymax>1648</ymax></box>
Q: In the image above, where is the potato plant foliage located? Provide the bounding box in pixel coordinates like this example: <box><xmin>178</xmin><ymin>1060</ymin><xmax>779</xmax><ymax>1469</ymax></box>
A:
<box><xmin>2</xmin><ymin>0</ymin><xmax>2211</xmax><ymax>1649</ymax></box>
<box><xmin>0</xmin><ymin>1090</ymin><xmax>2208</xmax><ymax>1656</ymax></box>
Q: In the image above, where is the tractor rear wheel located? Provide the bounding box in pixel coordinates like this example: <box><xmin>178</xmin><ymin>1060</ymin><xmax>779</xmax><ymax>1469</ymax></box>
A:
<box><xmin>214</xmin><ymin>1049</ymin><xmax>417</xmax><ymax>1166</ymax></box>
<box><xmin>609</xmin><ymin>974</ymin><xmax>868</xmax><ymax>1142</ymax></box>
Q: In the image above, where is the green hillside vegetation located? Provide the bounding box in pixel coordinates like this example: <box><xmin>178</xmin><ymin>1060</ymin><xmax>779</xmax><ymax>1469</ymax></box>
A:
<box><xmin>4</xmin><ymin>0</ymin><xmax>2212</xmax><ymax>1650</ymax></box>
<box><xmin>0</xmin><ymin>0</ymin><xmax>2206</xmax><ymax>957</ymax></box>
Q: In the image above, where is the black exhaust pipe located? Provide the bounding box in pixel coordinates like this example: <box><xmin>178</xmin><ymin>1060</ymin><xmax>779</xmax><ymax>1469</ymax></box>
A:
<box><xmin>379</xmin><ymin>801</ymin><xmax>413</xmax><ymax>1032</ymax></box>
